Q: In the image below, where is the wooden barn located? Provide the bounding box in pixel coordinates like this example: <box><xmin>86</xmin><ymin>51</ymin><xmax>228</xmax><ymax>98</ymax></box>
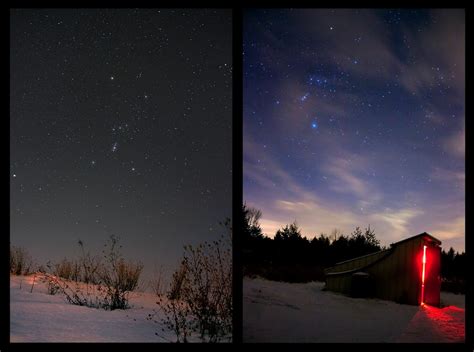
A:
<box><xmin>324</xmin><ymin>232</ymin><xmax>441</xmax><ymax>306</ymax></box>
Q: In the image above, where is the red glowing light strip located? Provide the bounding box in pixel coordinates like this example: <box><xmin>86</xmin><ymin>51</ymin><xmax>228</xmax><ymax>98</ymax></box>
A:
<box><xmin>421</xmin><ymin>245</ymin><xmax>427</xmax><ymax>305</ymax></box>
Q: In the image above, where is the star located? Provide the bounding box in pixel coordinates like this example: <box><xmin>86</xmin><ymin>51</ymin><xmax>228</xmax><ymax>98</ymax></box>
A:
<box><xmin>13</xmin><ymin>174</ymin><xmax>17</xmax><ymax>178</ymax></box>
<box><xmin>110</xmin><ymin>76</ymin><xmax>114</xmax><ymax>80</ymax></box>
<box><xmin>311</xmin><ymin>121</ymin><xmax>318</xmax><ymax>129</ymax></box>
<box><xmin>112</xmin><ymin>142</ymin><xmax>118</xmax><ymax>152</ymax></box>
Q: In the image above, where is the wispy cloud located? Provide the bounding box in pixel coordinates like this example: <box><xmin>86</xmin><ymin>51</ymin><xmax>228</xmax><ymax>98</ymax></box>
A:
<box><xmin>273</xmin><ymin>199</ymin><xmax>359</xmax><ymax>237</ymax></box>
<box><xmin>428</xmin><ymin>216</ymin><xmax>465</xmax><ymax>250</ymax></box>
<box><xmin>296</xmin><ymin>9</ymin><xmax>402</xmax><ymax>81</ymax></box>
<box><xmin>259</xmin><ymin>218</ymin><xmax>288</xmax><ymax>237</ymax></box>
<box><xmin>430</xmin><ymin>166</ymin><xmax>465</xmax><ymax>191</ymax></box>
<box><xmin>443</xmin><ymin>122</ymin><xmax>465</xmax><ymax>158</ymax></box>
<box><xmin>369</xmin><ymin>208</ymin><xmax>424</xmax><ymax>242</ymax></box>
<box><xmin>322</xmin><ymin>154</ymin><xmax>383</xmax><ymax>209</ymax></box>
<box><xmin>259</xmin><ymin>9</ymin><xmax>464</xmax><ymax>103</ymax></box>
<box><xmin>399</xmin><ymin>9</ymin><xmax>465</xmax><ymax>101</ymax></box>
<box><xmin>245</xmin><ymin>132</ymin><xmax>421</xmax><ymax>244</ymax></box>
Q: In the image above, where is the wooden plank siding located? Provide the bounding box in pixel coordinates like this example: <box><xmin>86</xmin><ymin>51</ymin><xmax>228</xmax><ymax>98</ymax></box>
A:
<box><xmin>324</xmin><ymin>233</ymin><xmax>441</xmax><ymax>306</ymax></box>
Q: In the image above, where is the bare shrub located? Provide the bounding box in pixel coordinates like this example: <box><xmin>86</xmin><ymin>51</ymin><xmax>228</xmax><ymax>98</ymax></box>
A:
<box><xmin>44</xmin><ymin>274</ymin><xmax>61</xmax><ymax>295</ymax></box>
<box><xmin>98</xmin><ymin>235</ymin><xmax>144</xmax><ymax>310</ymax></box>
<box><xmin>150</xmin><ymin>265</ymin><xmax>166</xmax><ymax>297</ymax></box>
<box><xmin>10</xmin><ymin>246</ymin><xmax>34</xmax><ymax>275</ymax></box>
<box><xmin>168</xmin><ymin>261</ymin><xmax>188</xmax><ymax>300</ymax></box>
<box><xmin>181</xmin><ymin>232</ymin><xmax>232</xmax><ymax>341</ymax></box>
<box><xmin>71</xmin><ymin>261</ymin><xmax>81</xmax><ymax>282</ymax></box>
<box><xmin>77</xmin><ymin>240</ymin><xmax>102</xmax><ymax>284</ymax></box>
<box><xmin>54</xmin><ymin>258</ymin><xmax>74</xmax><ymax>280</ymax></box>
<box><xmin>42</xmin><ymin>236</ymin><xmax>143</xmax><ymax>310</ymax></box>
<box><xmin>154</xmin><ymin>219</ymin><xmax>232</xmax><ymax>343</ymax></box>
<box><xmin>41</xmin><ymin>271</ymin><xmax>102</xmax><ymax>307</ymax></box>
<box><xmin>155</xmin><ymin>295</ymin><xmax>192</xmax><ymax>343</ymax></box>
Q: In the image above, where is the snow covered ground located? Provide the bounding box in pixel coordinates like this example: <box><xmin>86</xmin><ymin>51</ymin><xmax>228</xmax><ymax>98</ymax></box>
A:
<box><xmin>243</xmin><ymin>277</ymin><xmax>464</xmax><ymax>343</ymax></box>
<box><xmin>10</xmin><ymin>274</ymin><xmax>175</xmax><ymax>342</ymax></box>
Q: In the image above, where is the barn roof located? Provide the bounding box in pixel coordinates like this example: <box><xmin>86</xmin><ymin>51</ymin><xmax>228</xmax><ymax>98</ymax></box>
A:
<box><xmin>328</xmin><ymin>248</ymin><xmax>392</xmax><ymax>268</ymax></box>
<box><xmin>328</xmin><ymin>232</ymin><xmax>442</xmax><ymax>269</ymax></box>
<box><xmin>390</xmin><ymin>232</ymin><xmax>442</xmax><ymax>247</ymax></box>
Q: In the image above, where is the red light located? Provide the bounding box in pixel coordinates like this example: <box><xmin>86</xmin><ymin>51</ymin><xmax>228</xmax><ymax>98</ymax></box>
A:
<box><xmin>421</xmin><ymin>245</ymin><xmax>427</xmax><ymax>305</ymax></box>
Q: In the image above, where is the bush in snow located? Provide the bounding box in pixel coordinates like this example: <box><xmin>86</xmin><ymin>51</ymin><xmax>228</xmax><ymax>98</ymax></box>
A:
<box><xmin>98</xmin><ymin>235</ymin><xmax>144</xmax><ymax>310</ymax></box>
<box><xmin>153</xmin><ymin>219</ymin><xmax>232</xmax><ymax>343</ymax></box>
<box><xmin>44</xmin><ymin>275</ymin><xmax>62</xmax><ymax>295</ymax></box>
<box><xmin>53</xmin><ymin>258</ymin><xmax>75</xmax><ymax>281</ymax></box>
<box><xmin>167</xmin><ymin>261</ymin><xmax>187</xmax><ymax>301</ymax></box>
<box><xmin>149</xmin><ymin>265</ymin><xmax>166</xmax><ymax>297</ymax></box>
<box><xmin>10</xmin><ymin>246</ymin><xmax>34</xmax><ymax>276</ymax></box>
<box><xmin>43</xmin><ymin>236</ymin><xmax>143</xmax><ymax>310</ymax></box>
<box><xmin>156</xmin><ymin>265</ymin><xmax>192</xmax><ymax>342</ymax></box>
<box><xmin>77</xmin><ymin>240</ymin><xmax>102</xmax><ymax>284</ymax></box>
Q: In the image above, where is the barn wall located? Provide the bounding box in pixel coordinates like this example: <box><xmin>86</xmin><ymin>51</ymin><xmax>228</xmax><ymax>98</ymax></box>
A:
<box><xmin>369</xmin><ymin>236</ymin><xmax>422</xmax><ymax>304</ymax></box>
<box><xmin>324</xmin><ymin>235</ymin><xmax>441</xmax><ymax>305</ymax></box>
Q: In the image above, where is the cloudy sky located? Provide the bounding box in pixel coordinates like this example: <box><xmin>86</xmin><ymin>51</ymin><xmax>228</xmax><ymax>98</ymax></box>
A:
<box><xmin>243</xmin><ymin>9</ymin><xmax>464</xmax><ymax>252</ymax></box>
<box><xmin>10</xmin><ymin>9</ymin><xmax>232</xmax><ymax>280</ymax></box>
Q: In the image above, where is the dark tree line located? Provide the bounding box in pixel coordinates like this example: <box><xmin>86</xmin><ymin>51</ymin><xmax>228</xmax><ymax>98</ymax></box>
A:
<box><xmin>243</xmin><ymin>204</ymin><xmax>466</xmax><ymax>292</ymax></box>
<box><xmin>441</xmin><ymin>247</ymin><xmax>466</xmax><ymax>293</ymax></box>
<box><xmin>243</xmin><ymin>204</ymin><xmax>382</xmax><ymax>282</ymax></box>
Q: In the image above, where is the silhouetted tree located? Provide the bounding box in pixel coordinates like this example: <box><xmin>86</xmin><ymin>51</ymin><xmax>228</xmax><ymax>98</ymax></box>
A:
<box><xmin>274</xmin><ymin>221</ymin><xmax>303</xmax><ymax>242</ymax></box>
<box><xmin>363</xmin><ymin>225</ymin><xmax>380</xmax><ymax>248</ymax></box>
<box><xmin>440</xmin><ymin>247</ymin><xmax>465</xmax><ymax>293</ymax></box>
<box><xmin>242</xmin><ymin>204</ymin><xmax>462</xmax><ymax>287</ymax></box>
<box><xmin>242</xmin><ymin>204</ymin><xmax>264</xmax><ymax>242</ymax></box>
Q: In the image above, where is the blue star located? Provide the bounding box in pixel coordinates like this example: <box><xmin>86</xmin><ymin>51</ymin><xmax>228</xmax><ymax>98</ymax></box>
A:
<box><xmin>300</xmin><ymin>92</ymin><xmax>310</xmax><ymax>102</ymax></box>
<box><xmin>311</xmin><ymin>121</ymin><xmax>318</xmax><ymax>129</ymax></box>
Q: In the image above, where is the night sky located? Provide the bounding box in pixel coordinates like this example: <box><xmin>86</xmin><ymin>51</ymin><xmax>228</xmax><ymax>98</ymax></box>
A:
<box><xmin>10</xmin><ymin>9</ymin><xmax>232</xmax><ymax>280</ymax></box>
<box><xmin>243</xmin><ymin>9</ymin><xmax>464</xmax><ymax>252</ymax></box>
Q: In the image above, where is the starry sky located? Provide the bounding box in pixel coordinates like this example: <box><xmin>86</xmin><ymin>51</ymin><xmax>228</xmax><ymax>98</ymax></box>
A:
<box><xmin>243</xmin><ymin>9</ymin><xmax>465</xmax><ymax>252</ymax></box>
<box><xmin>10</xmin><ymin>9</ymin><xmax>232</xmax><ymax>281</ymax></box>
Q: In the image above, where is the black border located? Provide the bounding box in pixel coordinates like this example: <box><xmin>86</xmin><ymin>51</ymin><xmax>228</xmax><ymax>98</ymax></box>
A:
<box><xmin>232</xmin><ymin>6</ymin><xmax>243</xmax><ymax>345</ymax></box>
<box><xmin>3</xmin><ymin>4</ymin><xmax>472</xmax><ymax>350</ymax></box>
<box><xmin>465</xmin><ymin>6</ymin><xmax>472</xmax><ymax>349</ymax></box>
<box><xmin>4</xmin><ymin>7</ymin><xmax>11</xmax><ymax>349</ymax></box>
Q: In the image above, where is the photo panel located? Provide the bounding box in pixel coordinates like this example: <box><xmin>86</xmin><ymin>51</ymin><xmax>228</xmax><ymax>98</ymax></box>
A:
<box><xmin>10</xmin><ymin>8</ymin><xmax>232</xmax><ymax>343</ymax></box>
<box><xmin>242</xmin><ymin>8</ymin><xmax>465</xmax><ymax>343</ymax></box>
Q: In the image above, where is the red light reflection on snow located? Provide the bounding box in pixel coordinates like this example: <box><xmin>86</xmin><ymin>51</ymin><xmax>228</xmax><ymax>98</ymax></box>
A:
<box><xmin>422</xmin><ymin>304</ymin><xmax>465</xmax><ymax>342</ymax></box>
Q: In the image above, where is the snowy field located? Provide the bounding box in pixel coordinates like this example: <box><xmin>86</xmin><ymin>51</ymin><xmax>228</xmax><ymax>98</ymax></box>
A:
<box><xmin>243</xmin><ymin>277</ymin><xmax>464</xmax><ymax>343</ymax></box>
<box><xmin>10</xmin><ymin>274</ymin><xmax>174</xmax><ymax>342</ymax></box>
